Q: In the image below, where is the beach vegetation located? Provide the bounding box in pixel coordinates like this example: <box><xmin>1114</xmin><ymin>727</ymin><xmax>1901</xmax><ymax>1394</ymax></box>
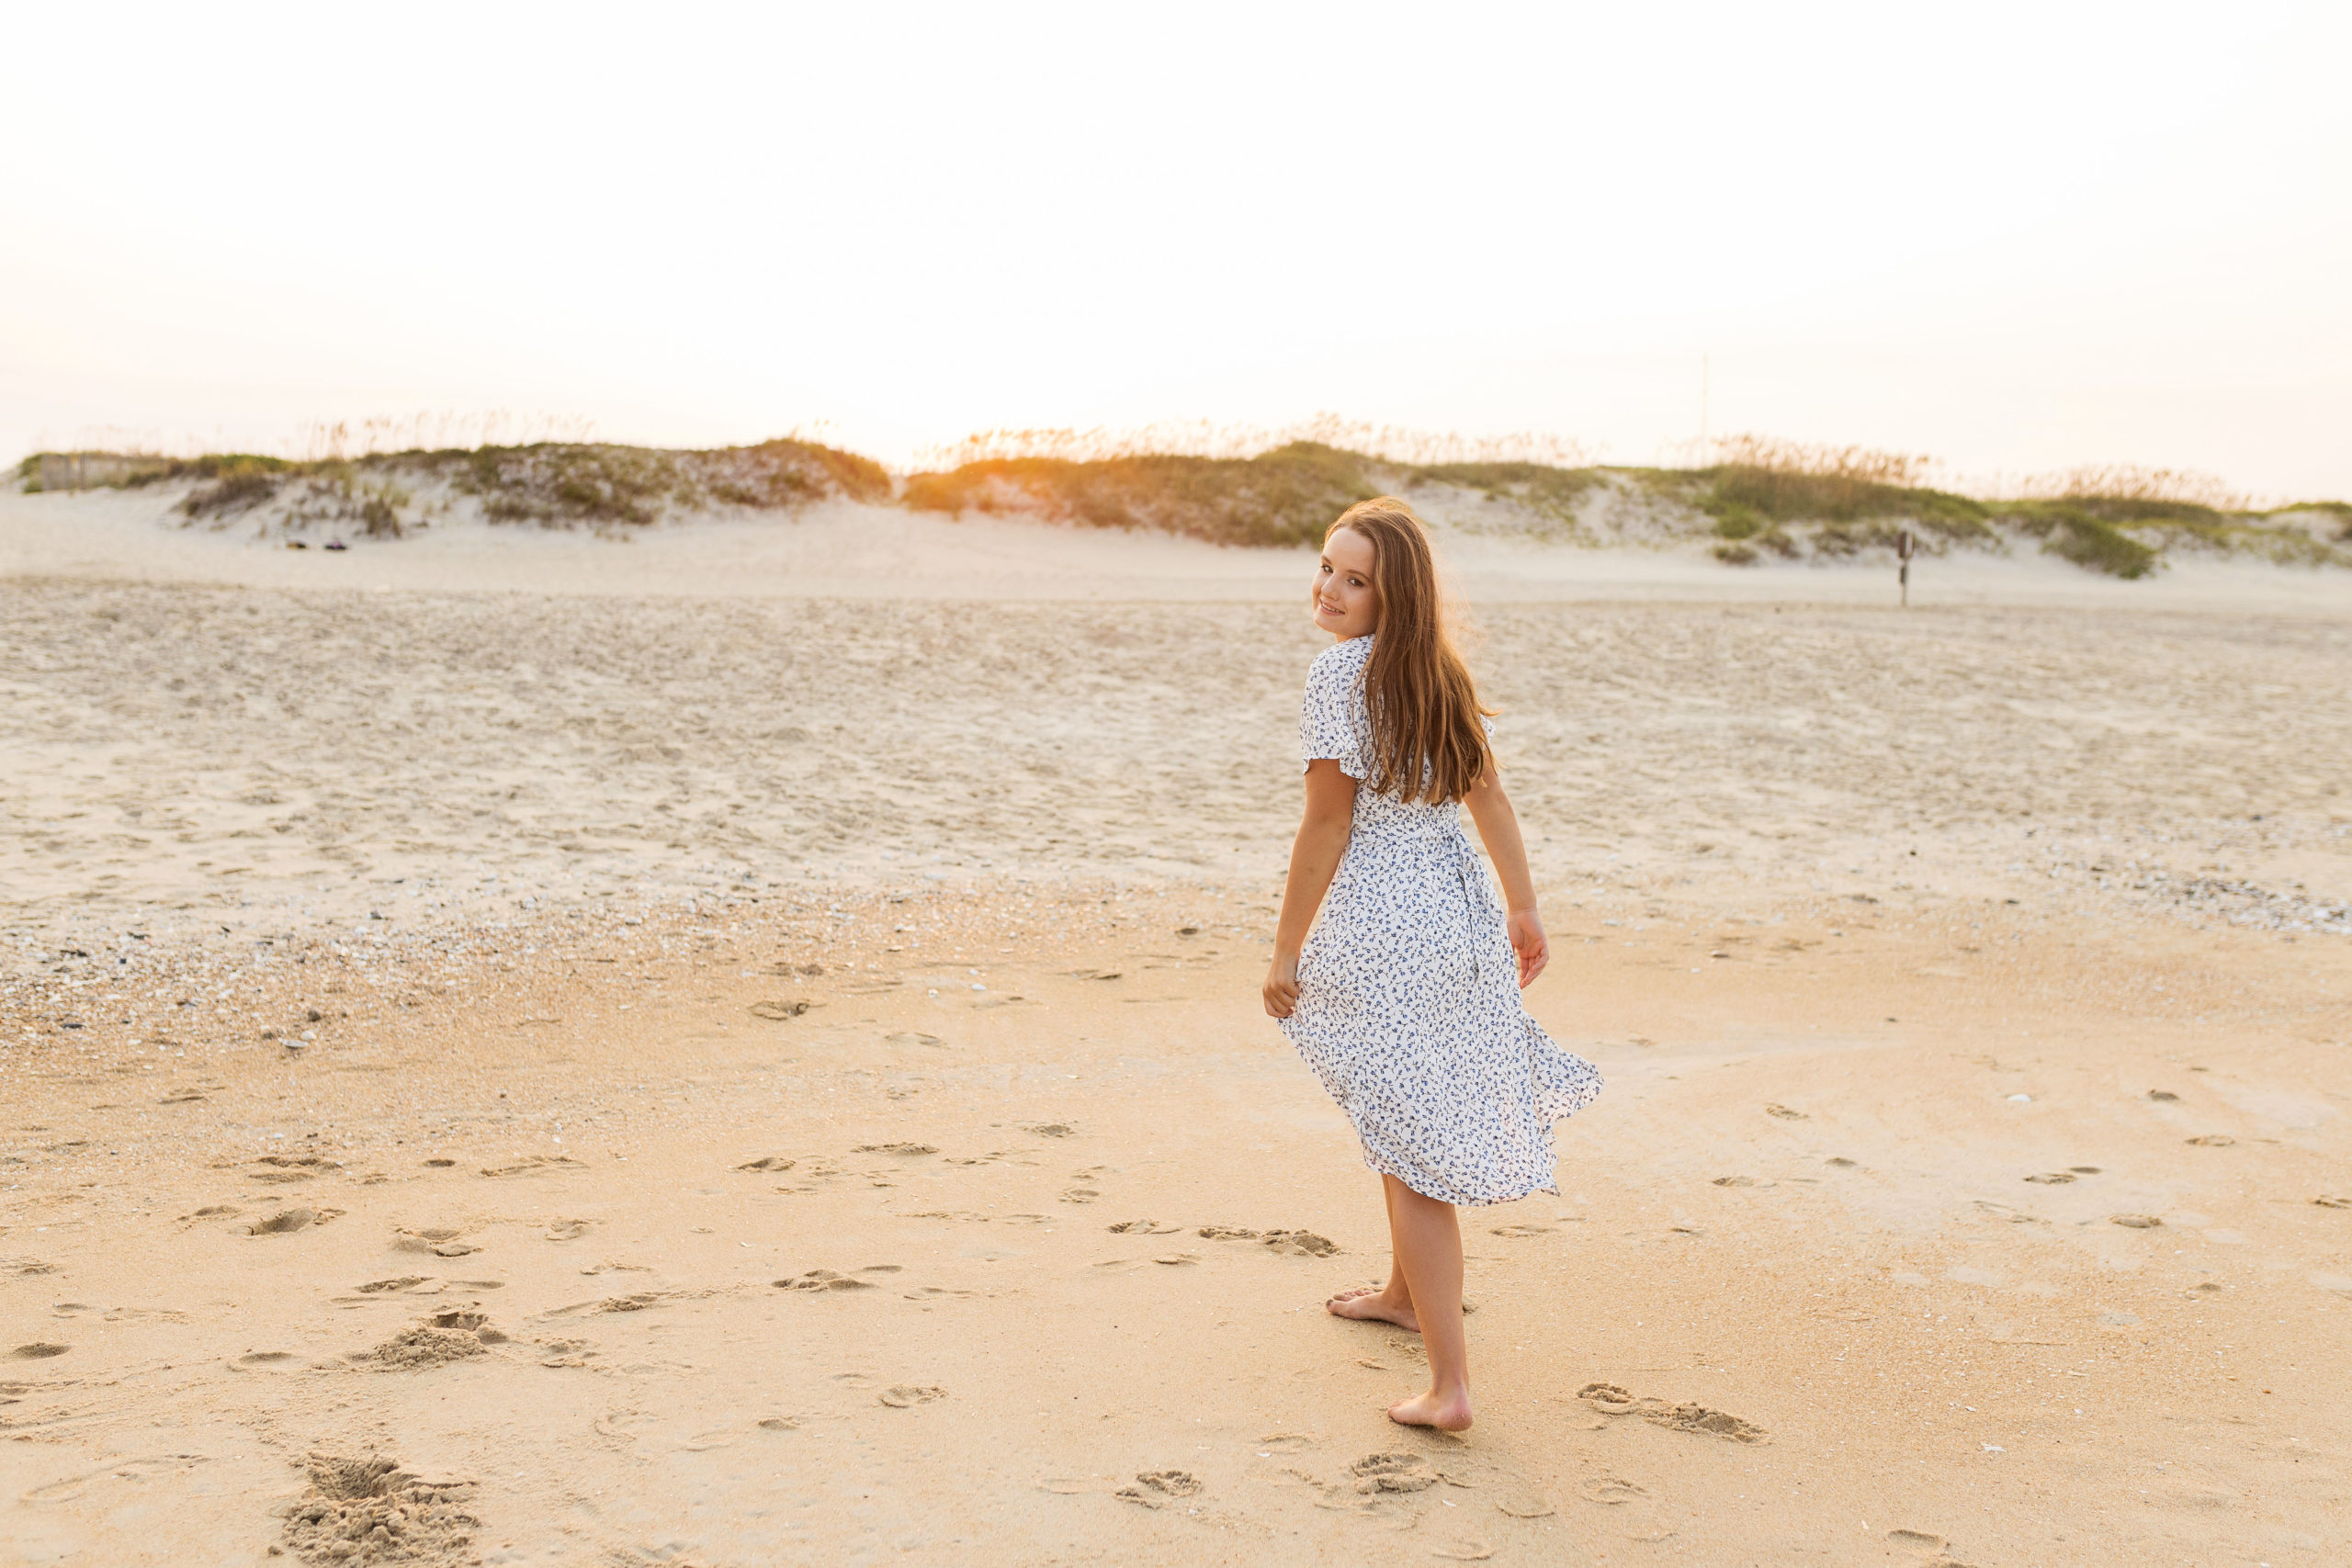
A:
<box><xmin>181</xmin><ymin>468</ymin><xmax>286</xmax><ymax>519</ymax></box>
<box><xmin>1688</xmin><ymin>436</ymin><xmax>1995</xmax><ymax>546</ymax></box>
<box><xmin>24</xmin><ymin>424</ymin><xmax>2350</xmax><ymax>578</ymax></box>
<box><xmin>453</xmin><ymin>438</ymin><xmax>892</xmax><ymax>527</ymax></box>
<box><xmin>1404</xmin><ymin>461</ymin><xmax>1602</xmax><ymax>524</ymax></box>
<box><xmin>902</xmin><ymin>440</ymin><xmax>1381</xmax><ymax>547</ymax></box>
<box><xmin>2003</xmin><ymin>506</ymin><xmax>2161</xmax><ymax>578</ymax></box>
<box><xmin>461</xmin><ymin>444</ymin><xmax>683</xmax><ymax>526</ymax></box>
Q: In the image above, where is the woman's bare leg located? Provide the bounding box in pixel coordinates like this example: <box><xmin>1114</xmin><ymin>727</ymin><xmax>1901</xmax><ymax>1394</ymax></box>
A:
<box><xmin>1326</xmin><ymin>1176</ymin><xmax>1419</xmax><ymax>1330</ymax></box>
<box><xmin>1379</xmin><ymin>1175</ymin><xmax>1472</xmax><ymax>1430</ymax></box>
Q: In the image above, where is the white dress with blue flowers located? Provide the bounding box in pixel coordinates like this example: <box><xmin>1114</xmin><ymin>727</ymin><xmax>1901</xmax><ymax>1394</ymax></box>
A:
<box><xmin>1276</xmin><ymin>635</ymin><xmax>1602</xmax><ymax>1206</ymax></box>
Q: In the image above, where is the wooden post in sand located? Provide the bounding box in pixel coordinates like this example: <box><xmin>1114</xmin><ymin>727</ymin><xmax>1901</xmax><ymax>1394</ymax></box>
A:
<box><xmin>1897</xmin><ymin>527</ymin><xmax>1914</xmax><ymax>608</ymax></box>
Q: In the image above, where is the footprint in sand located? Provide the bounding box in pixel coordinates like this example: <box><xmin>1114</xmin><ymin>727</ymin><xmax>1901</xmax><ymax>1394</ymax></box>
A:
<box><xmin>1577</xmin><ymin>1383</ymin><xmax>1769</xmax><ymax>1443</ymax></box>
<box><xmin>1154</xmin><ymin>1254</ymin><xmax>1201</xmax><ymax>1267</ymax></box>
<box><xmin>480</xmin><ymin>1155</ymin><xmax>585</xmax><ymax>1178</ymax></box>
<box><xmin>393</xmin><ymin>1227</ymin><xmax>480</xmax><ymax>1257</ymax></box>
<box><xmin>902</xmin><ymin>1285</ymin><xmax>978</xmax><ymax>1302</ymax></box>
<box><xmin>590</xmin><ymin>1292</ymin><xmax>662</xmax><ymax>1314</ymax></box>
<box><xmin>1764</xmin><ymin>1103</ymin><xmax>1808</xmax><ymax>1121</ymax></box>
<box><xmin>1262</xmin><ymin>1231</ymin><xmax>1340</xmax><ymax>1258</ymax></box>
<box><xmin>1887</xmin><ymin>1528</ymin><xmax>1946</xmax><ymax>1550</ymax></box>
<box><xmin>355</xmin><ymin>1277</ymin><xmax>432</xmax><ymax>1294</ymax></box>
<box><xmin>1061</xmin><ymin>1189</ymin><xmax>1100</xmax><ymax>1203</ymax></box>
<box><xmin>249</xmin><ymin>1155</ymin><xmax>339</xmax><ymax>1184</ymax></box>
<box><xmin>544</xmin><ymin>1220</ymin><xmax>592</xmax><ymax>1242</ymax></box>
<box><xmin>247</xmin><ymin>1207</ymin><xmax>340</xmax><ymax>1235</ymax></box>
<box><xmin>2109</xmin><ymin>1213</ymin><xmax>2163</xmax><ymax>1229</ymax></box>
<box><xmin>878</xmin><ymin>1384</ymin><xmax>946</xmax><ymax>1407</ymax></box>
<box><xmin>1579</xmin><ymin>1474</ymin><xmax>1649</xmax><ymax>1506</ymax></box>
<box><xmin>1349</xmin><ymin>1452</ymin><xmax>1439</xmax><ymax>1494</ymax></box>
<box><xmin>1198</xmin><ymin>1226</ymin><xmax>1260</xmax><ymax>1240</ymax></box>
<box><xmin>595</xmin><ymin>1409</ymin><xmax>661</xmax><ymax>1441</ymax></box>
<box><xmin>749</xmin><ymin>999</ymin><xmax>813</xmax><ymax>1020</ymax></box>
<box><xmin>1023</xmin><ymin>1122</ymin><xmax>1077</xmax><ymax>1138</ymax></box>
<box><xmin>775</xmin><ymin>1270</ymin><xmax>876</xmax><ymax>1292</ymax></box>
<box><xmin>423</xmin><ymin>1157</ymin><xmax>457</xmax><ymax>1168</ymax></box>
<box><xmin>2186</xmin><ymin>1134</ymin><xmax>2235</xmax><ymax>1146</ymax></box>
<box><xmin>1711</xmin><ymin>1177</ymin><xmax>1756</xmax><ymax>1189</ymax></box>
<box><xmin>854</xmin><ymin>1143</ymin><xmax>939</xmax><ymax>1156</ymax></box>
<box><xmin>1107</xmin><ymin>1219</ymin><xmax>1182</xmax><ymax>1235</ymax></box>
<box><xmin>1430</xmin><ymin>1542</ymin><xmax>1495</xmax><ymax>1562</ymax></box>
<box><xmin>886</xmin><ymin>1032</ymin><xmax>945</xmax><ymax>1049</ymax></box>
<box><xmin>233</xmin><ymin>1351</ymin><xmax>299</xmax><ymax>1370</ymax></box>
<box><xmin>9</xmin><ymin>1342</ymin><xmax>69</xmax><ymax>1359</ymax></box>
<box><xmin>1888</xmin><ymin>1529</ymin><xmax>1980</xmax><ymax>1565</ymax></box>
<box><xmin>278</xmin><ymin>1456</ymin><xmax>480</xmax><ymax>1564</ymax></box>
<box><xmin>355</xmin><ymin>1320</ymin><xmax>492</xmax><ymax>1371</ymax></box>
<box><xmin>1114</xmin><ymin>1469</ymin><xmax>1204</xmax><ymax>1506</ymax></box>
<box><xmin>736</xmin><ymin>1156</ymin><xmax>797</xmax><ymax>1172</ymax></box>
<box><xmin>2022</xmin><ymin>1173</ymin><xmax>2075</xmax><ymax>1184</ymax></box>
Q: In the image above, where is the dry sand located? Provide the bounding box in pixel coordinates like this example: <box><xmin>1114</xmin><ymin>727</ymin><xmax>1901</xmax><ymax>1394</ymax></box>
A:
<box><xmin>4</xmin><ymin>491</ymin><xmax>2350</xmax><ymax>1566</ymax></box>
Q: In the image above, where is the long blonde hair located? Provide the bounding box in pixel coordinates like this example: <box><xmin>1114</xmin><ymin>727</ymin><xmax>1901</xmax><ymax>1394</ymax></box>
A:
<box><xmin>1328</xmin><ymin>498</ymin><xmax>1493</xmax><ymax>803</ymax></box>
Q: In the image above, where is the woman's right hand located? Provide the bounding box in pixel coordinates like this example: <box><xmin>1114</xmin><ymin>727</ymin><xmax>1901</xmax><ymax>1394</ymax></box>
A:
<box><xmin>1262</xmin><ymin>953</ymin><xmax>1301</xmax><ymax>1019</ymax></box>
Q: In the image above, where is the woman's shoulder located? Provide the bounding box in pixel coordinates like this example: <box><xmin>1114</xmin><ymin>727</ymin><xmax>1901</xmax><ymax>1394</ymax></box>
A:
<box><xmin>1306</xmin><ymin>635</ymin><xmax>1374</xmax><ymax>683</ymax></box>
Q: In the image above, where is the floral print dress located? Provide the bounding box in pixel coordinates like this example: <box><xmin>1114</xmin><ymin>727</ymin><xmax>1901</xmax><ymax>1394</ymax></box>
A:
<box><xmin>1276</xmin><ymin>634</ymin><xmax>1602</xmax><ymax>1205</ymax></box>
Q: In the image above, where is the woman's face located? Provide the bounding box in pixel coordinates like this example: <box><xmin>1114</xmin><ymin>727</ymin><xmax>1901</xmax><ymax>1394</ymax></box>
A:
<box><xmin>1311</xmin><ymin>526</ymin><xmax>1379</xmax><ymax>638</ymax></box>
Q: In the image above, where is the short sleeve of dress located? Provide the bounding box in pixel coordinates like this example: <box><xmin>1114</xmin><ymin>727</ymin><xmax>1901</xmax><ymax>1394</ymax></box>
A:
<box><xmin>1299</xmin><ymin>641</ymin><xmax>1371</xmax><ymax>780</ymax></box>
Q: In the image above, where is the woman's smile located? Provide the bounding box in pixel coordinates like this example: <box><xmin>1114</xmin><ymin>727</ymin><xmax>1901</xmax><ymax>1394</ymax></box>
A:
<box><xmin>1310</xmin><ymin>525</ymin><xmax>1380</xmax><ymax>638</ymax></box>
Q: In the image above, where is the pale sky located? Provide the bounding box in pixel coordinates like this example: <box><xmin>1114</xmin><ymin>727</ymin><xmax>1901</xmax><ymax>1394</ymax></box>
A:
<box><xmin>6</xmin><ymin>2</ymin><xmax>2348</xmax><ymax>499</ymax></box>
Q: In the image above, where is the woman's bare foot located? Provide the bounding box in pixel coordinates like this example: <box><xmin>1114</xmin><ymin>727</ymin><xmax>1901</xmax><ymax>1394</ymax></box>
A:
<box><xmin>1326</xmin><ymin>1285</ymin><xmax>1419</xmax><ymax>1332</ymax></box>
<box><xmin>1387</xmin><ymin>1388</ymin><xmax>1474</xmax><ymax>1431</ymax></box>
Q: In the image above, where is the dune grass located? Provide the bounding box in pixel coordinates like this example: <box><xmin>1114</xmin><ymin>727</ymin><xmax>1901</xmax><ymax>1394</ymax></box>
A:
<box><xmin>99</xmin><ymin>437</ymin><xmax>891</xmax><ymax>535</ymax></box>
<box><xmin>20</xmin><ymin>427</ymin><xmax>2348</xmax><ymax>578</ymax></box>
<box><xmin>459</xmin><ymin>438</ymin><xmax>893</xmax><ymax>526</ymax></box>
<box><xmin>1657</xmin><ymin>436</ymin><xmax>1998</xmax><ymax>553</ymax></box>
<box><xmin>902</xmin><ymin>441</ymin><xmax>1381</xmax><ymax>548</ymax></box>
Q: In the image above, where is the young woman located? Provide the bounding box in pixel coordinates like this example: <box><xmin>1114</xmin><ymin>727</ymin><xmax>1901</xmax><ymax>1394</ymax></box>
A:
<box><xmin>1261</xmin><ymin>498</ymin><xmax>1602</xmax><ymax>1432</ymax></box>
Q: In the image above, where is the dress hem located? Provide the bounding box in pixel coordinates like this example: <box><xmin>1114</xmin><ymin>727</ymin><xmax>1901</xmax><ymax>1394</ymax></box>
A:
<box><xmin>1361</xmin><ymin>1146</ymin><xmax>1562</xmax><ymax>1208</ymax></box>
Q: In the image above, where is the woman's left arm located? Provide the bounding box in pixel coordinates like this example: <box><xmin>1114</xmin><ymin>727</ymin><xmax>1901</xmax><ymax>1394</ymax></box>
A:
<box><xmin>1463</xmin><ymin>770</ymin><xmax>1548</xmax><ymax>987</ymax></box>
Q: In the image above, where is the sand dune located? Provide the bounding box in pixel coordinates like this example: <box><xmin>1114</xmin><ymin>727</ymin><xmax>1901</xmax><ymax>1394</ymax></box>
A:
<box><xmin>3</xmin><ymin>493</ymin><xmax>2348</xmax><ymax>1564</ymax></box>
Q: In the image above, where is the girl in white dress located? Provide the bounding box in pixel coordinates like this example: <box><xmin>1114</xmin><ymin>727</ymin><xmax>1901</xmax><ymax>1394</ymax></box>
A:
<box><xmin>1262</xmin><ymin>498</ymin><xmax>1601</xmax><ymax>1431</ymax></box>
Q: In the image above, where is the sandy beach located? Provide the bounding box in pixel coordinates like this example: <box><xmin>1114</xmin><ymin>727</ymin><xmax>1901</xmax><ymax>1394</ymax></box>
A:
<box><xmin>5</xmin><ymin>491</ymin><xmax>2350</xmax><ymax>1566</ymax></box>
